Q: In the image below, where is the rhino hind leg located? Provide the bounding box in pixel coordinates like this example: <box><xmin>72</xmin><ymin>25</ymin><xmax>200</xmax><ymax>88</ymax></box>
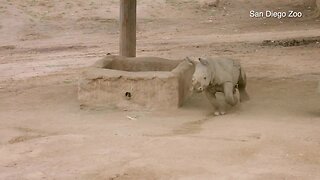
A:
<box><xmin>238</xmin><ymin>67</ymin><xmax>250</xmax><ymax>102</ymax></box>
<box><xmin>223</xmin><ymin>82</ymin><xmax>239</xmax><ymax>106</ymax></box>
<box><xmin>239</xmin><ymin>89</ymin><xmax>249</xmax><ymax>102</ymax></box>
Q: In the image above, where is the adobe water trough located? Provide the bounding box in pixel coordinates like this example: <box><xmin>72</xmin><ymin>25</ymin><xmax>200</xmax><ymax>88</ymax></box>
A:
<box><xmin>78</xmin><ymin>56</ymin><xmax>194</xmax><ymax>110</ymax></box>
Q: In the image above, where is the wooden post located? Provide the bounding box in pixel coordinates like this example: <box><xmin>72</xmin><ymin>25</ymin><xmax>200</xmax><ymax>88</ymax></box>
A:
<box><xmin>120</xmin><ymin>0</ymin><xmax>136</xmax><ymax>57</ymax></box>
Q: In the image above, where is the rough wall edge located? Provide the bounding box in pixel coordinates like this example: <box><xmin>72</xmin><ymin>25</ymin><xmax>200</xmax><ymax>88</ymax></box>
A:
<box><xmin>172</xmin><ymin>59</ymin><xmax>195</xmax><ymax>106</ymax></box>
<box><xmin>81</xmin><ymin>67</ymin><xmax>175</xmax><ymax>80</ymax></box>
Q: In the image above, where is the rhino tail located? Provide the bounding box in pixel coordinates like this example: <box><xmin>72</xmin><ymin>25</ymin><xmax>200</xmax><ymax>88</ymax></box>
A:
<box><xmin>238</xmin><ymin>66</ymin><xmax>250</xmax><ymax>102</ymax></box>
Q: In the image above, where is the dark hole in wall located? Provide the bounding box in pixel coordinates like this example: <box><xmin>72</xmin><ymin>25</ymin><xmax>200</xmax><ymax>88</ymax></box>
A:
<box><xmin>125</xmin><ymin>92</ymin><xmax>132</xmax><ymax>99</ymax></box>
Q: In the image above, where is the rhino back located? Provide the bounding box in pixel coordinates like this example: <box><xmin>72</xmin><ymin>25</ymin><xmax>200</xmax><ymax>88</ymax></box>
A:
<box><xmin>207</xmin><ymin>57</ymin><xmax>239</xmax><ymax>85</ymax></box>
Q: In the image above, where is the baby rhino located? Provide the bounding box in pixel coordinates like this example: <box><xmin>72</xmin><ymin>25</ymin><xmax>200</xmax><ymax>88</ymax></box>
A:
<box><xmin>187</xmin><ymin>57</ymin><xmax>249</xmax><ymax>115</ymax></box>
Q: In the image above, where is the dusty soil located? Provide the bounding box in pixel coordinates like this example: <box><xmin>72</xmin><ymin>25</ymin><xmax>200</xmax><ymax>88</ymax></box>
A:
<box><xmin>0</xmin><ymin>0</ymin><xmax>320</xmax><ymax>179</ymax></box>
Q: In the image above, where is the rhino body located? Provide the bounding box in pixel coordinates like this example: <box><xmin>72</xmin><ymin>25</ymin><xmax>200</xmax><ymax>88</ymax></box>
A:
<box><xmin>187</xmin><ymin>57</ymin><xmax>249</xmax><ymax>115</ymax></box>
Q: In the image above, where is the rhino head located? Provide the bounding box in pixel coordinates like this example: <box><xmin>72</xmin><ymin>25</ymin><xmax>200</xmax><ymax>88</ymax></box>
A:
<box><xmin>186</xmin><ymin>57</ymin><xmax>213</xmax><ymax>93</ymax></box>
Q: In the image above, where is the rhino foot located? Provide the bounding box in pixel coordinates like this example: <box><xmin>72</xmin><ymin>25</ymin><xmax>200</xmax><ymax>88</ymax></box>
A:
<box><xmin>214</xmin><ymin>111</ymin><xmax>226</xmax><ymax>116</ymax></box>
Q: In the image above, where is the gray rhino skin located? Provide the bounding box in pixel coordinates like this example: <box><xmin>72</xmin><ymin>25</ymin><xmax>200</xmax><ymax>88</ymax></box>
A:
<box><xmin>187</xmin><ymin>57</ymin><xmax>249</xmax><ymax>115</ymax></box>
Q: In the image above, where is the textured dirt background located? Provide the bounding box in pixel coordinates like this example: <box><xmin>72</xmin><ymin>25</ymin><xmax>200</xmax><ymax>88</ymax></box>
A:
<box><xmin>0</xmin><ymin>0</ymin><xmax>320</xmax><ymax>179</ymax></box>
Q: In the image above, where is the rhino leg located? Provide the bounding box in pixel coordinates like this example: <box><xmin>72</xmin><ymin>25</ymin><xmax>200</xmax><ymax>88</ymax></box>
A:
<box><xmin>204</xmin><ymin>89</ymin><xmax>224</xmax><ymax>115</ymax></box>
<box><xmin>238</xmin><ymin>67</ymin><xmax>249</xmax><ymax>102</ymax></box>
<box><xmin>223</xmin><ymin>82</ymin><xmax>239</xmax><ymax>106</ymax></box>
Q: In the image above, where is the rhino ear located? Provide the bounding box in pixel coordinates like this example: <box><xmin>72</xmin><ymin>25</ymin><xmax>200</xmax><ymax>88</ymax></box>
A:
<box><xmin>199</xmin><ymin>58</ymin><xmax>209</xmax><ymax>66</ymax></box>
<box><xmin>185</xmin><ymin>57</ymin><xmax>195</xmax><ymax>65</ymax></box>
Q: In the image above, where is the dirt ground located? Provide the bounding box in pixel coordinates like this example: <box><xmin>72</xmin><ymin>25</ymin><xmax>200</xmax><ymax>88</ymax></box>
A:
<box><xmin>1</xmin><ymin>0</ymin><xmax>320</xmax><ymax>179</ymax></box>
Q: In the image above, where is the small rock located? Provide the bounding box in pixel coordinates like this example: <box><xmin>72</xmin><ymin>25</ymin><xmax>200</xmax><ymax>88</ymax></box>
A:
<box><xmin>127</xmin><ymin>115</ymin><xmax>137</xmax><ymax>120</ymax></box>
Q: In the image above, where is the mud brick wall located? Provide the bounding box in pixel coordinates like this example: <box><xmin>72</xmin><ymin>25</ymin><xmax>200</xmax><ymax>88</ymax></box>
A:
<box><xmin>78</xmin><ymin>56</ymin><xmax>195</xmax><ymax>111</ymax></box>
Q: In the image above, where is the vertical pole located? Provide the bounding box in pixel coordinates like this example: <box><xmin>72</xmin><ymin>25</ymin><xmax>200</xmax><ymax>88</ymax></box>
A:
<box><xmin>120</xmin><ymin>0</ymin><xmax>136</xmax><ymax>57</ymax></box>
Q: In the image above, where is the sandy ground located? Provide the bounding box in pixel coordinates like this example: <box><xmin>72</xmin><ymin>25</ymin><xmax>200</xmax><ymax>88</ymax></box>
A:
<box><xmin>0</xmin><ymin>0</ymin><xmax>320</xmax><ymax>179</ymax></box>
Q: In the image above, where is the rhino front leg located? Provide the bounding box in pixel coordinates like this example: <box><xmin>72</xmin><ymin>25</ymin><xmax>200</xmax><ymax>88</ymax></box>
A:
<box><xmin>223</xmin><ymin>82</ymin><xmax>239</xmax><ymax>106</ymax></box>
<box><xmin>204</xmin><ymin>89</ymin><xmax>224</xmax><ymax>115</ymax></box>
